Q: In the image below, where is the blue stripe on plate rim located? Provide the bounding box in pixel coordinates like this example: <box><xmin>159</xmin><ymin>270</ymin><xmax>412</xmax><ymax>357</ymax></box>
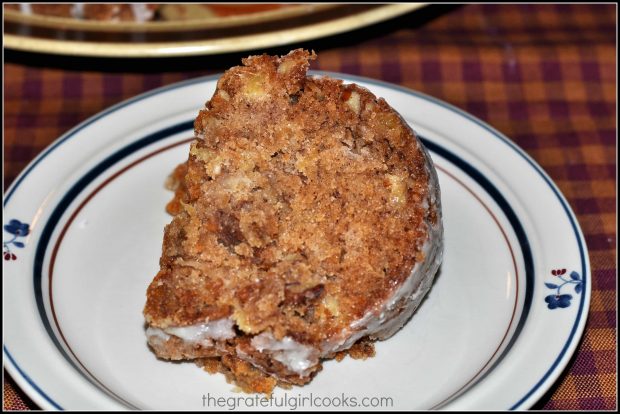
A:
<box><xmin>3</xmin><ymin>346</ymin><xmax>63</xmax><ymax>410</ymax></box>
<box><xmin>29</xmin><ymin>122</ymin><xmax>532</xmax><ymax>409</ymax></box>
<box><xmin>2</xmin><ymin>72</ymin><xmax>588</xmax><ymax>410</ymax></box>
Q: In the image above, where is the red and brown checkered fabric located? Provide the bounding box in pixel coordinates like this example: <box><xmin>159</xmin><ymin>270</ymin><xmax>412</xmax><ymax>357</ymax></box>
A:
<box><xmin>3</xmin><ymin>4</ymin><xmax>616</xmax><ymax>410</ymax></box>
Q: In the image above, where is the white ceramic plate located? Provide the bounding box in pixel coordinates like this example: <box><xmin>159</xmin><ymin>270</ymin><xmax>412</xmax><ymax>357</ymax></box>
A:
<box><xmin>3</xmin><ymin>73</ymin><xmax>590</xmax><ymax>410</ymax></box>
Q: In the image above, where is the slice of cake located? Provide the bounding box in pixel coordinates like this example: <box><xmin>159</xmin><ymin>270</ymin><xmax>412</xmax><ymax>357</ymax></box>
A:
<box><xmin>144</xmin><ymin>49</ymin><xmax>443</xmax><ymax>393</ymax></box>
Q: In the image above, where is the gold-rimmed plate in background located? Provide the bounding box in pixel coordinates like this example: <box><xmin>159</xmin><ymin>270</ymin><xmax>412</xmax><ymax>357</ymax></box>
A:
<box><xmin>3</xmin><ymin>3</ymin><xmax>426</xmax><ymax>57</ymax></box>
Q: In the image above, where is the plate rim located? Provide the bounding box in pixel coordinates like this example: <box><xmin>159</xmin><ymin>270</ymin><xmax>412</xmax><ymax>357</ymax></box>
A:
<box><xmin>3</xmin><ymin>4</ymin><xmax>424</xmax><ymax>57</ymax></box>
<box><xmin>3</xmin><ymin>72</ymin><xmax>590</xmax><ymax>410</ymax></box>
<box><xmin>3</xmin><ymin>4</ymin><xmax>340</xmax><ymax>32</ymax></box>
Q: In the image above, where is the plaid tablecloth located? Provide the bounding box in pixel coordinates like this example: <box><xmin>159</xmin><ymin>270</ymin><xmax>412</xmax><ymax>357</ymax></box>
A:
<box><xmin>3</xmin><ymin>4</ymin><xmax>616</xmax><ymax>410</ymax></box>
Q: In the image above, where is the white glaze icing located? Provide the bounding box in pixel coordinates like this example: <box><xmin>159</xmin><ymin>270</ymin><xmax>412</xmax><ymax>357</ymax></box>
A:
<box><xmin>251</xmin><ymin>332</ymin><xmax>318</xmax><ymax>377</ymax></box>
<box><xmin>145</xmin><ymin>326</ymin><xmax>170</xmax><ymax>345</ymax></box>
<box><xmin>146</xmin><ymin>318</ymin><xmax>235</xmax><ymax>346</ymax></box>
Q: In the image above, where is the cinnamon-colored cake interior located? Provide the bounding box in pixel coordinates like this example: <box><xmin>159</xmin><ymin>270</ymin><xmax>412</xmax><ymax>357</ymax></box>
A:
<box><xmin>144</xmin><ymin>49</ymin><xmax>442</xmax><ymax>393</ymax></box>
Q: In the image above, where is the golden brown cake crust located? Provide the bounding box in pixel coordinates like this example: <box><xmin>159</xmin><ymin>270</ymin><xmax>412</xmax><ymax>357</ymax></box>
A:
<box><xmin>144</xmin><ymin>49</ymin><xmax>435</xmax><ymax>344</ymax></box>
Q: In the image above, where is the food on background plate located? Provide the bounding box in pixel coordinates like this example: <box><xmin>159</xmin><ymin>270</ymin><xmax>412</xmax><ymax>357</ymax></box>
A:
<box><xmin>6</xmin><ymin>3</ymin><xmax>296</xmax><ymax>22</ymax></box>
<box><xmin>159</xmin><ymin>3</ymin><xmax>293</xmax><ymax>21</ymax></box>
<box><xmin>6</xmin><ymin>3</ymin><xmax>159</xmax><ymax>22</ymax></box>
<box><xmin>144</xmin><ymin>49</ymin><xmax>443</xmax><ymax>393</ymax></box>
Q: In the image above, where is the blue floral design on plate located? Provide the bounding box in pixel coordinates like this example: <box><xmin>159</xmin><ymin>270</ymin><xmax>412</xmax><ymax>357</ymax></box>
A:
<box><xmin>544</xmin><ymin>268</ymin><xmax>583</xmax><ymax>309</ymax></box>
<box><xmin>3</xmin><ymin>219</ymin><xmax>30</xmax><ymax>261</ymax></box>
